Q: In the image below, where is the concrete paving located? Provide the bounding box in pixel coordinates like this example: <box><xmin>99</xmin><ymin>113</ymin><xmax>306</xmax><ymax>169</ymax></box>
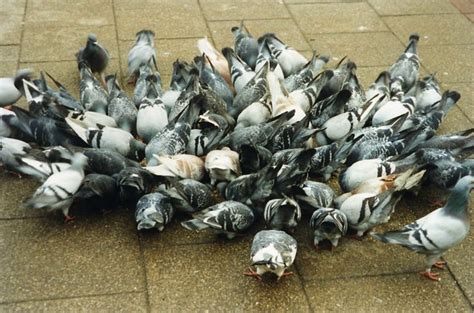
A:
<box><xmin>0</xmin><ymin>0</ymin><xmax>473</xmax><ymax>311</ymax></box>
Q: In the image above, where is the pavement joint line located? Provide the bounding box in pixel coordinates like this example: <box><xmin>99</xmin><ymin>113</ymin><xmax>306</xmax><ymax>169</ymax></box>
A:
<box><xmin>111</xmin><ymin>0</ymin><xmax>124</xmax><ymax>84</ymax></box>
<box><xmin>378</xmin><ymin>12</ymin><xmax>466</xmax><ymax>17</ymax></box>
<box><xmin>301</xmin><ymin>270</ymin><xmax>424</xmax><ymax>283</ymax></box>
<box><xmin>136</xmin><ymin>233</ymin><xmax>152</xmax><ymax>313</ymax></box>
<box><xmin>205</xmin><ymin>17</ymin><xmax>294</xmax><ymax>22</ymax></box>
<box><xmin>281</xmin><ymin>0</ymin><xmax>313</xmax><ymax>52</ymax></box>
<box><xmin>197</xmin><ymin>0</ymin><xmax>219</xmax><ymax>46</ymax></box>
<box><xmin>119</xmin><ymin>37</ymin><xmax>209</xmax><ymax>43</ymax></box>
<box><xmin>292</xmin><ymin>262</ymin><xmax>315</xmax><ymax>313</ymax></box>
<box><xmin>444</xmin><ymin>258</ymin><xmax>474</xmax><ymax>307</ymax></box>
<box><xmin>19</xmin><ymin>57</ymin><xmax>119</xmax><ymax>64</ymax></box>
<box><xmin>0</xmin><ymin>290</ymin><xmax>146</xmax><ymax>306</ymax></box>
<box><xmin>17</xmin><ymin>0</ymin><xmax>28</xmax><ymax>72</ymax></box>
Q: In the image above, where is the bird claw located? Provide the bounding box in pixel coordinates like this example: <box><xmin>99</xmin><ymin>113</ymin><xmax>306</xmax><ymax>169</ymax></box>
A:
<box><xmin>64</xmin><ymin>215</ymin><xmax>76</xmax><ymax>223</ymax></box>
<box><xmin>281</xmin><ymin>271</ymin><xmax>294</xmax><ymax>277</ymax></box>
<box><xmin>432</xmin><ymin>260</ymin><xmax>447</xmax><ymax>270</ymax></box>
<box><xmin>419</xmin><ymin>270</ymin><xmax>440</xmax><ymax>281</ymax></box>
<box><xmin>243</xmin><ymin>268</ymin><xmax>261</xmax><ymax>281</ymax></box>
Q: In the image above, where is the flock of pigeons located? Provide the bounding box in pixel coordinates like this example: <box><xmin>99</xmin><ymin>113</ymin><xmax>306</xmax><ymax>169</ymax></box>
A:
<box><xmin>0</xmin><ymin>23</ymin><xmax>472</xmax><ymax>283</ymax></box>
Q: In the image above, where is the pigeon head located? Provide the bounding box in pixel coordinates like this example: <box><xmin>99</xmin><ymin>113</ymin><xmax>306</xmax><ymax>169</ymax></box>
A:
<box><xmin>87</xmin><ymin>33</ymin><xmax>97</xmax><ymax>43</ymax></box>
<box><xmin>129</xmin><ymin>140</ymin><xmax>146</xmax><ymax>162</ymax></box>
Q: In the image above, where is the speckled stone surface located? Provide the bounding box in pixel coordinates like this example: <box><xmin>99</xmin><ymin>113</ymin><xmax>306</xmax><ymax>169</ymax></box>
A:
<box><xmin>0</xmin><ymin>0</ymin><xmax>473</xmax><ymax>311</ymax></box>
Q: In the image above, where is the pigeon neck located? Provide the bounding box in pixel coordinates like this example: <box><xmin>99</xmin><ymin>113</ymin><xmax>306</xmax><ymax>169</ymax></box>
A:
<box><xmin>444</xmin><ymin>187</ymin><xmax>470</xmax><ymax>218</ymax></box>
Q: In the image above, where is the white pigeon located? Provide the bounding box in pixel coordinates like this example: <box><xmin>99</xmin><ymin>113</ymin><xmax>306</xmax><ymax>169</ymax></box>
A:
<box><xmin>0</xmin><ymin>69</ymin><xmax>31</xmax><ymax>107</ymax></box>
<box><xmin>372</xmin><ymin>175</ymin><xmax>473</xmax><ymax>281</ymax></box>
<box><xmin>205</xmin><ymin>148</ymin><xmax>241</xmax><ymax>185</ymax></box>
<box><xmin>23</xmin><ymin>153</ymin><xmax>88</xmax><ymax>221</ymax></box>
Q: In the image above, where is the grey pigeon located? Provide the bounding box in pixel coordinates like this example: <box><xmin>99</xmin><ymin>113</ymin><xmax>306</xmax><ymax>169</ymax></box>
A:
<box><xmin>145</xmin><ymin>122</ymin><xmax>190</xmax><ymax>166</ymax></box>
<box><xmin>231</xmin><ymin>21</ymin><xmax>258</xmax><ymax>69</ymax></box>
<box><xmin>389</xmin><ymin>33</ymin><xmax>420</xmax><ymax>96</ymax></box>
<box><xmin>106</xmin><ymin>74</ymin><xmax>138</xmax><ymax>133</ymax></box>
<box><xmin>245</xmin><ymin>230</ymin><xmax>297</xmax><ymax>281</ymax></box>
<box><xmin>127</xmin><ymin>30</ymin><xmax>157</xmax><ymax>82</ymax></box>
<box><xmin>310</xmin><ymin>208</ymin><xmax>348</xmax><ymax>249</ymax></box>
<box><xmin>23</xmin><ymin>153</ymin><xmax>87</xmax><ymax>221</ymax></box>
<box><xmin>372</xmin><ymin>175</ymin><xmax>473</xmax><ymax>281</ymax></box>
<box><xmin>264</xmin><ymin>197</ymin><xmax>301</xmax><ymax>233</ymax></box>
<box><xmin>0</xmin><ymin>69</ymin><xmax>32</xmax><ymax>106</ymax></box>
<box><xmin>291</xmin><ymin>181</ymin><xmax>336</xmax><ymax>214</ymax></box>
<box><xmin>75</xmin><ymin>173</ymin><xmax>119</xmax><ymax>213</ymax></box>
<box><xmin>135</xmin><ymin>192</ymin><xmax>174</xmax><ymax>231</ymax></box>
<box><xmin>160</xmin><ymin>178</ymin><xmax>214</xmax><ymax>214</ymax></box>
<box><xmin>181</xmin><ymin>200</ymin><xmax>255</xmax><ymax>239</ymax></box>
<box><xmin>76</xmin><ymin>34</ymin><xmax>109</xmax><ymax>85</ymax></box>
<box><xmin>78</xmin><ymin>62</ymin><xmax>108</xmax><ymax>114</ymax></box>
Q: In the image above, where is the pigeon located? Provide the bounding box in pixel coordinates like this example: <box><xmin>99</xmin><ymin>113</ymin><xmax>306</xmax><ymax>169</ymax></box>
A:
<box><xmin>145</xmin><ymin>122</ymin><xmax>190</xmax><ymax>165</ymax></box>
<box><xmin>372</xmin><ymin>175</ymin><xmax>473</xmax><ymax>281</ymax></box>
<box><xmin>264</xmin><ymin>33</ymin><xmax>307</xmax><ymax>77</ymax></box>
<box><xmin>162</xmin><ymin>59</ymin><xmax>195</xmax><ymax>112</ymax></box>
<box><xmin>106</xmin><ymin>74</ymin><xmax>138</xmax><ymax>133</ymax></box>
<box><xmin>197</xmin><ymin>37</ymin><xmax>231</xmax><ymax>88</ymax></box>
<box><xmin>342</xmin><ymin>67</ymin><xmax>366</xmax><ymax>110</ymax></box>
<box><xmin>255</xmin><ymin>37</ymin><xmax>284</xmax><ymax>81</ymax></box>
<box><xmin>194</xmin><ymin>54</ymin><xmax>233</xmax><ymax>108</ymax></box>
<box><xmin>0</xmin><ymin>136</ymin><xmax>31</xmax><ymax>156</ymax></box>
<box><xmin>136</xmin><ymin>79</ymin><xmax>168</xmax><ymax>143</ymax></box>
<box><xmin>181</xmin><ymin>200</ymin><xmax>255</xmax><ymax>239</ymax></box>
<box><xmin>310</xmin><ymin>208</ymin><xmax>348</xmax><ymax>249</ymax></box>
<box><xmin>65</xmin><ymin>118</ymin><xmax>145</xmax><ymax>161</ymax></box>
<box><xmin>135</xmin><ymin>192</ymin><xmax>174</xmax><ymax>231</ymax></box>
<box><xmin>187</xmin><ymin>112</ymin><xmax>231</xmax><ymax>156</ymax></box>
<box><xmin>315</xmin><ymin>94</ymin><xmax>383</xmax><ymax>145</ymax></box>
<box><xmin>365</xmin><ymin>71</ymin><xmax>390</xmax><ymax>112</ymax></box>
<box><xmin>205</xmin><ymin>147</ymin><xmax>241</xmax><ymax>185</ymax></box>
<box><xmin>222</xmin><ymin>47</ymin><xmax>255</xmax><ymax>93</ymax></box>
<box><xmin>235</xmin><ymin>90</ymin><xmax>272</xmax><ymax>129</ymax></box>
<box><xmin>74</xmin><ymin>173</ymin><xmax>119</xmax><ymax>213</ymax></box>
<box><xmin>238</xmin><ymin>144</ymin><xmax>272</xmax><ymax>174</ymax></box>
<box><xmin>389</xmin><ymin>33</ymin><xmax>420</xmax><ymax>96</ymax></box>
<box><xmin>160</xmin><ymin>178</ymin><xmax>214</xmax><ymax>214</ymax></box>
<box><xmin>0</xmin><ymin>108</ymin><xmax>17</xmax><ymax>137</ymax></box>
<box><xmin>0</xmin><ymin>150</ymin><xmax>70</xmax><ymax>182</ymax></box>
<box><xmin>264</xmin><ymin>196</ymin><xmax>301</xmax><ymax>233</ymax></box>
<box><xmin>127</xmin><ymin>30</ymin><xmax>157</xmax><ymax>82</ymax></box>
<box><xmin>225</xmin><ymin>163</ymin><xmax>280</xmax><ymax>205</ymax></box>
<box><xmin>115</xmin><ymin>167</ymin><xmax>155</xmax><ymax>207</ymax></box>
<box><xmin>415</xmin><ymin>74</ymin><xmax>441</xmax><ymax>113</ymax></box>
<box><xmin>284</xmin><ymin>53</ymin><xmax>329</xmax><ymax>93</ymax></box>
<box><xmin>372</xmin><ymin>97</ymin><xmax>415</xmax><ymax>127</ymax></box>
<box><xmin>291</xmin><ymin>181</ymin><xmax>336</xmax><ymax>214</ymax></box>
<box><xmin>145</xmin><ymin>154</ymin><xmax>205</xmax><ymax>181</ymax></box>
<box><xmin>23</xmin><ymin>153</ymin><xmax>88</xmax><ymax>221</ymax></box>
<box><xmin>81</xmin><ymin>148</ymin><xmax>140</xmax><ymax>176</ymax></box>
<box><xmin>76</xmin><ymin>34</ymin><xmax>110</xmax><ymax>85</ymax></box>
<box><xmin>0</xmin><ymin>69</ymin><xmax>32</xmax><ymax>107</ymax></box>
<box><xmin>288</xmin><ymin>69</ymin><xmax>333</xmax><ymax>113</ymax></box>
<box><xmin>231</xmin><ymin>21</ymin><xmax>258</xmax><ymax>69</ymax></box>
<box><xmin>244</xmin><ymin>230</ymin><xmax>297</xmax><ymax>281</ymax></box>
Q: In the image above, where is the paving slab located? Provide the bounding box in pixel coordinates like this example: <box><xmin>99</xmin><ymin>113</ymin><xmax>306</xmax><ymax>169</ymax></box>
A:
<box><xmin>450</xmin><ymin>0</ymin><xmax>474</xmax><ymax>13</ymax></box>
<box><xmin>0</xmin><ymin>174</ymin><xmax>43</xmax><ymax>219</ymax></box>
<box><xmin>445</xmin><ymin>233</ymin><xmax>474</xmax><ymax>305</ymax></box>
<box><xmin>0</xmin><ymin>0</ymin><xmax>26</xmax><ymax>15</ymax></box>
<box><xmin>0</xmin><ymin>212</ymin><xmax>145</xmax><ymax>303</ymax></box>
<box><xmin>115</xmin><ymin>7</ymin><xmax>208</xmax><ymax>41</ymax></box>
<box><xmin>142</xmin><ymin>239</ymin><xmax>311</xmax><ymax>312</ymax></box>
<box><xmin>208</xmin><ymin>19</ymin><xmax>311</xmax><ymax>52</ymax></box>
<box><xmin>368</xmin><ymin>0</ymin><xmax>459</xmax><ymax>15</ymax></box>
<box><xmin>20</xmin><ymin>25</ymin><xmax>119</xmax><ymax>63</ymax></box>
<box><xmin>303</xmin><ymin>273</ymin><xmax>472</xmax><ymax>311</ymax></box>
<box><xmin>0</xmin><ymin>292</ymin><xmax>148</xmax><ymax>312</ymax></box>
<box><xmin>288</xmin><ymin>3</ymin><xmax>387</xmax><ymax>35</ymax></box>
<box><xmin>384</xmin><ymin>14</ymin><xmax>474</xmax><ymax>46</ymax></box>
<box><xmin>419</xmin><ymin>44</ymin><xmax>473</xmax><ymax>83</ymax></box>
<box><xmin>308</xmin><ymin>32</ymin><xmax>404</xmax><ymax>67</ymax></box>
<box><xmin>0</xmin><ymin>14</ymin><xmax>24</xmax><ymax>45</ymax></box>
<box><xmin>0</xmin><ymin>62</ymin><xmax>18</xmax><ymax>78</ymax></box>
<box><xmin>0</xmin><ymin>46</ymin><xmax>19</xmax><ymax>62</ymax></box>
<box><xmin>284</xmin><ymin>0</ymin><xmax>362</xmax><ymax>3</ymax></box>
<box><xmin>25</xmin><ymin>0</ymin><xmax>114</xmax><ymax>27</ymax></box>
<box><xmin>200</xmin><ymin>0</ymin><xmax>290</xmax><ymax>21</ymax></box>
<box><xmin>437</xmin><ymin>105</ymin><xmax>474</xmax><ymax>135</ymax></box>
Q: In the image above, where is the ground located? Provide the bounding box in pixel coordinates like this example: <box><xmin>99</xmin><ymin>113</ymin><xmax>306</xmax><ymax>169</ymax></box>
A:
<box><xmin>0</xmin><ymin>0</ymin><xmax>473</xmax><ymax>312</ymax></box>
